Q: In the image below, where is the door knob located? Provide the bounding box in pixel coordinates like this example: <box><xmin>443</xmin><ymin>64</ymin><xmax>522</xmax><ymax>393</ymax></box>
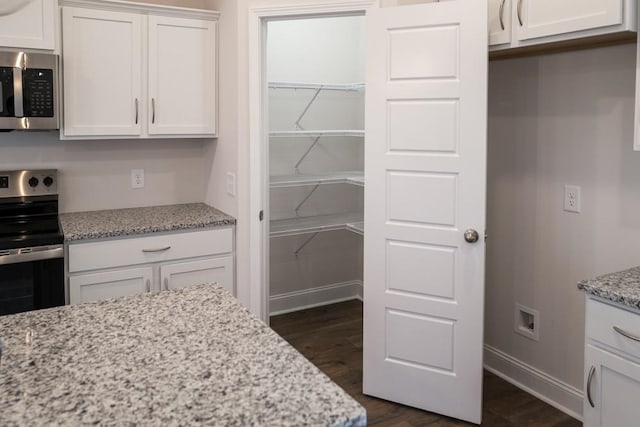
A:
<box><xmin>464</xmin><ymin>229</ymin><xmax>479</xmax><ymax>243</ymax></box>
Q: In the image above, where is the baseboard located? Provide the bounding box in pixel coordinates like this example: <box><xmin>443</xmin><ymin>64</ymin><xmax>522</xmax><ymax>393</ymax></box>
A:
<box><xmin>269</xmin><ymin>280</ymin><xmax>363</xmax><ymax>316</ymax></box>
<box><xmin>484</xmin><ymin>344</ymin><xmax>583</xmax><ymax>422</ymax></box>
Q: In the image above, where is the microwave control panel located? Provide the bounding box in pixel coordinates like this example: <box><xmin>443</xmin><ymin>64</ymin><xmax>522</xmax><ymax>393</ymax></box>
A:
<box><xmin>23</xmin><ymin>69</ymin><xmax>54</xmax><ymax>118</ymax></box>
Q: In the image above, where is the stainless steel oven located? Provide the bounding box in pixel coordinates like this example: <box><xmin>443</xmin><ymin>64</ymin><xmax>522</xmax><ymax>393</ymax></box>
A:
<box><xmin>0</xmin><ymin>170</ymin><xmax>64</xmax><ymax>316</ymax></box>
<box><xmin>0</xmin><ymin>51</ymin><xmax>59</xmax><ymax>130</ymax></box>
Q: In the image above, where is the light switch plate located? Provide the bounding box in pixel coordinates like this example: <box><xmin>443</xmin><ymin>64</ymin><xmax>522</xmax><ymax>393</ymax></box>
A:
<box><xmin>226</xmin><ymin>172</ymin><xmax>236</xmax><ymax>196</ymax></box>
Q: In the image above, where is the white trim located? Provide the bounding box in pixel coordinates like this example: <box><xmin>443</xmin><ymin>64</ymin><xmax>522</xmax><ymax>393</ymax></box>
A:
<box><xmin>59</xmin><ymin>0</ymin><xmax>220</xmax><ymax>20</ymax></box>
<box><xmin>247</xmin><ymin>0</ymin><xmax>377</xmax><ymax>322</ymax></box>
<box><xmin>484</xmin><ymin>344</ymin><xmax>583</xmax><ymax>422</ymax></box>
<box><xmin>269</xmin><ymin>280</ymin><xmax>363</xmax><ymax>316</ymax></box>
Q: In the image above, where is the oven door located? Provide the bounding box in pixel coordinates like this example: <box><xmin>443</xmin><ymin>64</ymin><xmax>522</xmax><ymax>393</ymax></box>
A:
<box><xmin>0</xmin><ymin>246</ymin><xmax>64</xmax><ymax>316</ymax></box>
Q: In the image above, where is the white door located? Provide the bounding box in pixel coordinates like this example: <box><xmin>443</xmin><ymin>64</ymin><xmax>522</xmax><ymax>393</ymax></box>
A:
<box><xmin>160</xmin><ymin>256</ymin><xmax>234</xmax><ymax>294</ymax></box>
<box><xmin>584</xmin><ymin>345</ymin><xmax>640</xmax><ymax>427</ymax></box>
<box><xmin>148</xmin><ymin>16</ymin><xmax>217</xmax><ymax>136</ymax></box>
<box><xmin>62</xmin><ymin>7</ymin><xmax>142</xmax><ymax>137</ymax></box>
<box><xmin>69</xmin><ymin>267</ymin><xmax>152</xmax><ymax>304</ymax></box>
<box><xmin>515</xmin><ymin>0</ymin><xmax>623</xmax><ymax>41</ymax></box>
<box><xmin>489</xmin><ymin>0</ymin><xmax>511</xmax><ymax>46</ymax></box>
<box><xmin>363</xmin><ymin>1</ymin><xmax>487</xmax><ymax>424</ymax></box>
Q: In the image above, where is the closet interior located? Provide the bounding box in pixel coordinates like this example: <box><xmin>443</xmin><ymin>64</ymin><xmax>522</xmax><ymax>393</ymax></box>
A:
<box><xmin>267</xmin><ymin>15</ymin><xmax>366</xmax><ymax>315</ymax></box>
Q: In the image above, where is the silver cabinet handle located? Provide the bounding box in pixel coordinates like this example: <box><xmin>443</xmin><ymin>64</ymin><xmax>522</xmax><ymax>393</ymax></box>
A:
<box><xmin>499</xmin><ymin>0</ymin><xmax>506</xmax><ymax>30</ymax></box>
<box><xmin>613</xmin><ymin>326</ymin><xmax>640</xmax><ymax>343</ymax></box>
<box><xmin>135</xmin><ymin>98</ymin><xmax>139</xmax><ymax>124</ymax></box>
<box><xmin>152</xmin><ymin>98</ymin><xmax>156</xmax><ymax>124</ymax></box>
<box><xmin>586</xmin><ymin>366</ymin><xmax>596</xmax><ymax>408</ymax></box>
<box><xmin>142</xmin><ymin>246</ymin><xmax>171</xmax><ymax>253</ymax></box>
<box><xmin>517</xmin><ymin>0</ymin><xmax>524</xmax><ymax>26</ymax></box>
<box><xmin>145</xmin><ymin>279</ymin><xmax>150</xmax><ymax>293</ymax></box>
<box><xmin>164</xmin><ymin>277</ymin><xmax>169</xmax><ymax>291</ymax></box>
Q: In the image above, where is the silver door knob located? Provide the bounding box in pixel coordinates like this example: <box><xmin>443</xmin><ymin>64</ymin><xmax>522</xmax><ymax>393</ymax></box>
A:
<box><xmin>464</xmin><ymin>229</ymin><xmax>479</xmax><ymax>243</ymax></box>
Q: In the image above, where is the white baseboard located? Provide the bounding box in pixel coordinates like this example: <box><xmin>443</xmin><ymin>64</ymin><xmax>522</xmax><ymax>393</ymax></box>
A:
<box><xmin>484</xmin><ymin>344</ymin><xmax>583</xmax><ymax>422</ymax></box>
<box><xmin>269</xmin><ymin>280</ymin><xmax>363</xmax><ymax>316</ymax></box>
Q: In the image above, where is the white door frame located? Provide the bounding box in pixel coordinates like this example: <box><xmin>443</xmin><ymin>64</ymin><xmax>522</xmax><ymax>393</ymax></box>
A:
<box><xmin>248</xmin><ymin>0</ymin><xmax>377</xmax><ymax>323</ymax></box>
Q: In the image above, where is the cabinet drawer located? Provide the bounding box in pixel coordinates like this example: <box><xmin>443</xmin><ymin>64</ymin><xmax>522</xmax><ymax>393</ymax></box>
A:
<box><xmin>69</xmin><ymin>228</ymin><xmax>232</xmax><ymax>273</ymax></box>
<box><xmin>587</xmin><ymin>298</ymin><xmax>640</xmax><ymax>359</ymax></box>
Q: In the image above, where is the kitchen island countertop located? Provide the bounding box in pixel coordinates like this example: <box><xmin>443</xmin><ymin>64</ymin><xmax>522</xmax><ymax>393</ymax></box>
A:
<box><xmin>60</xmin><ymin>202</ymin><xmax>235</xmax><ymax>241</ymax></box>
<box><xmin>578</xmin><ymin>265</ymin><xmax>640</xmax><ymax>310</ymax></box>
<box><xmin>0</xmin><ymin>284</ymin><xmax>366</xmax><ymax>426</ymax></box>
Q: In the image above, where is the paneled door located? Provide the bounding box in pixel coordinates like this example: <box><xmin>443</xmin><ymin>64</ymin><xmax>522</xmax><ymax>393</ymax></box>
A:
<box><xmin>62</xmin><ymin>7</ymin><xmax>142</xmax><ymax>137</ymax></box>
<box><xmin>148</xmin><ymin>16</ymin><xmax>217</xmax><ymax>136</ymax></box>
<box><xmin>363</xmin><ymin>1</ymin><xmax>487</xmax><ymax>424</ymax></box>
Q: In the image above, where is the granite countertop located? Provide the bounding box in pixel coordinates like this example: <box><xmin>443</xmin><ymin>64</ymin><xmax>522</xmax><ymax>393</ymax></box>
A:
<box><xmin>0</xmin><ymin>285</ymin><xmax>366</xmax><ymax>426</ymax></box>
<box><xmin>578</xmin><ymin>266</ymin><xmax>640</xmax><ymax>310</ymax></box>
<box><xmin>60</xmin><ymin>203</ymin><xmax>236</xmax><ymax>241</ymax></box>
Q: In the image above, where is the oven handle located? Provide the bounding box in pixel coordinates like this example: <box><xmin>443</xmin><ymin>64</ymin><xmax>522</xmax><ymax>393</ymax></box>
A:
<box><xmin>0</xmin><ymin>246</ymin><xmax>63</xmax><ymax>265</ymax></box>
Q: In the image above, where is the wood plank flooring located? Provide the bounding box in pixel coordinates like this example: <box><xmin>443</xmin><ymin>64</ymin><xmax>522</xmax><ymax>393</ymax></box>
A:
<box><xmin>270</xmin><ymin>300</ymin><xmax>581</xmax><ymax>427</ymax></box>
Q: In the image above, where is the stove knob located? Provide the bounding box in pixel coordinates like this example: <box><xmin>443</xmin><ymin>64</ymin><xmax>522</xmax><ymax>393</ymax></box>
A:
<box><xmin>28</xmin><ymin>177</ymin><xmax>39</xmax><ymax>188</ymax></box>
<box><xmin>43</xmin><ymin>176</ymin><xmax>54</xmax><ymax>187</ymax></box>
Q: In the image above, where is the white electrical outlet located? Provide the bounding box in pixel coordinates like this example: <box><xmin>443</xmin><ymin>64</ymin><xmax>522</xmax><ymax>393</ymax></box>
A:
<box><xmin>226</xmin><ymin>172</ymin><xmax>236</xmax><ymax>196</ymax></box>
<box><xmin>564</xmin><ymin>184</ymin><xmax>581</xmax><ymax>213</ymax></box>
<box><xmin>131</xmin><ymin>169</ymin><xmax>145</xmax><ymax>189</ymax></box>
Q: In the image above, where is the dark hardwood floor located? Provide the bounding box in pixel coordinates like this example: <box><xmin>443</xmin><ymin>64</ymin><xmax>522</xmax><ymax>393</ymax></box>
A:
<box><xmin>270</xmin><ymin>300</ymin><xmax>581</xmax><ymax>427</ymax></box>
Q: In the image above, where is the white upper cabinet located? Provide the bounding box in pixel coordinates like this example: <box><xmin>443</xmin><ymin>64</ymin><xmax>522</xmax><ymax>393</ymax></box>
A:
<box><xmin>516</xmin><ymin>0</ymin><xmax>624</xmax><ymax>41</ymax></box>
<box><xmin>148</xmin><ymin>16</ymin><xmax>216</xmax><ymax>136</ymax></box>
<box><xmin>491</xmin><ymin>0</ymin><xmax>636</xmax><ymax>51</ymax></box>
<box><xmin>62</xmin><ymin>8</ymin><xmax>142</xmax><ymax>137</ymax></box>
<box><xmin>60</xmin><ymin>0</ymin><xmax>219</xmax><ymax>139</ymax></box>
<box><xmin>489</xmin><ymin>0</ymin><xmax>512</xmax><ymax>46</ymax></box>
<box><xmin>0</xmin><ymin>0</ymin><xmax>55</xmax><ymax>50</ymax></box>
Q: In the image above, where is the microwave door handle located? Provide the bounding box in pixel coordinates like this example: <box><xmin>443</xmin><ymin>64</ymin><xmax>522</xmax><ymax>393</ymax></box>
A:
<box><xmin>13</xmin><ymin>67</ymin><xmax>23</xmax><ymax>118</ymax></box>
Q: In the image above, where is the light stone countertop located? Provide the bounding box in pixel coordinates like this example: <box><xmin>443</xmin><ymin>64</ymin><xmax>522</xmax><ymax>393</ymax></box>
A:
<box><xmin>60</xmin><ymin>203</ymin><xmax>236</xmax><ymax>241</ymax></box>
<box><xmin>578</xmin><ymin>266</ymin><xmax>640</xmax><ymax>310</ymax></box>
<box><xmin>0</xmin><ymin>284</ymin><xmax>366</xmax><ymax>426</ymax></box>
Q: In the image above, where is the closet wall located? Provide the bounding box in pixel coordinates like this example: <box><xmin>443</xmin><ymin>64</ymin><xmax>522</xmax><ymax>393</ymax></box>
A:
<box><xmin>267</xmin><ymin>16</ymin><xmax>365</xmax><ymax>313</ymax></box>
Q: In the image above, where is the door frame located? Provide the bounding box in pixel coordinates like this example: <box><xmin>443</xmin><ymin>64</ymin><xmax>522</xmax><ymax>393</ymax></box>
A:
<box><xmin>248</xmin><ymin>0</ymin><xmax>377</xmax><ymax>323</ymax></box>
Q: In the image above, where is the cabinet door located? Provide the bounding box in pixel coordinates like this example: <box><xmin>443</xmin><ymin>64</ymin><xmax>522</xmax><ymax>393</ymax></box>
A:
<box><xmin>148</xmin><ymin>16</ymin><xmax>217</xmax><ymax>136</ymax></box>
<box><xmin>584</xmin><ymin>344</ymin><xmax>640</xmax><ymax>427</ymax></box>
<box><xmin>69</xmin><ymin>266</ymin><xmax>153</xmax><ymax>304</ymax></box>
<box><xmin>489</xmin><ymin>0</ymin><xmax>511</xmax><ymax>46</ymax></box>
<box><xmin>160</xmin><ymin>256</ymin><xmax>233</xmax><ymax>295</ymax></box>
<box><xmin>62</xmin><ymin>7</ymin><xmax>142</xmax><ymax>137</ymax></box>
<box><xmin>515</xmin><ymin>0</ymin><xmax>624</xmax><ymax>41</ymax></box>
<box><xmin>0</xmin><ymin>0</ymin><xmax>55</xmax><ymax>50</ymax></box>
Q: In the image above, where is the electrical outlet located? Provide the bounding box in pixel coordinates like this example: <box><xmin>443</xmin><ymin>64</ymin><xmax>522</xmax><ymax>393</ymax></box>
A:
<box><xmin>226</xmin><ymin>172</ymin><xmax>236</xmax><ymax>196</ymax></box>
<box><xmin>564</xmin><ymin>184</ymin><xmax>581</xmax><ymax>213</ymax></box>
<box><xmin>131</xmin><ymin>169</ymin><xmax>144</xmax><ymax>189</ymax></box>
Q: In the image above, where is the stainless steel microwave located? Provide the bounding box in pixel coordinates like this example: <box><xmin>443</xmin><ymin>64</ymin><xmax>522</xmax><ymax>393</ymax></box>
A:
<box><xmin>0</xmin><ymin>51</ymin><xmax>59</xmax><ymax>130</ymax></box>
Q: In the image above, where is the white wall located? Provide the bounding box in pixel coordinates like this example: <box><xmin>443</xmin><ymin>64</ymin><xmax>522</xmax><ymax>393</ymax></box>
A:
<box><xmin>204</xmin><ymin>0</ymin><xmax>239</xmax><ymax>218</ymax></box>
<box><xmin>0</xmin><ymin>132</ymin><xmax>208</xmax><ymax>213</ymax></box>
<box><xmin>486</xmin><ymin>43</ymin><xmax>638</xmax><ymax>395</ymax></box>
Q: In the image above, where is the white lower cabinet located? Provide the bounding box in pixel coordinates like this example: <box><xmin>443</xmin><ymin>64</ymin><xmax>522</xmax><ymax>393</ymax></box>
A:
<box><xmin>160</xmin><ymin>256</ymin><xmax>233</xmax><ymax>293</ymax></box>
<box><xmin>67</xmin><ymin>227</ymin><xmax>235</xmax><ymax>304</ymax></box>
<box><xmin>69</xmin><ymin>267</ymin><xmax>153</xmax><ymax>305</ymax></box>
<box><xmin>583</xmin><ymin>298</ymin><xmax>640</xmax><ymax>426</ymax></box>
<box><xmin>584</xmin><ymin>344</ymin><xmax>640</xmax><ymax>426</ymax></box>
